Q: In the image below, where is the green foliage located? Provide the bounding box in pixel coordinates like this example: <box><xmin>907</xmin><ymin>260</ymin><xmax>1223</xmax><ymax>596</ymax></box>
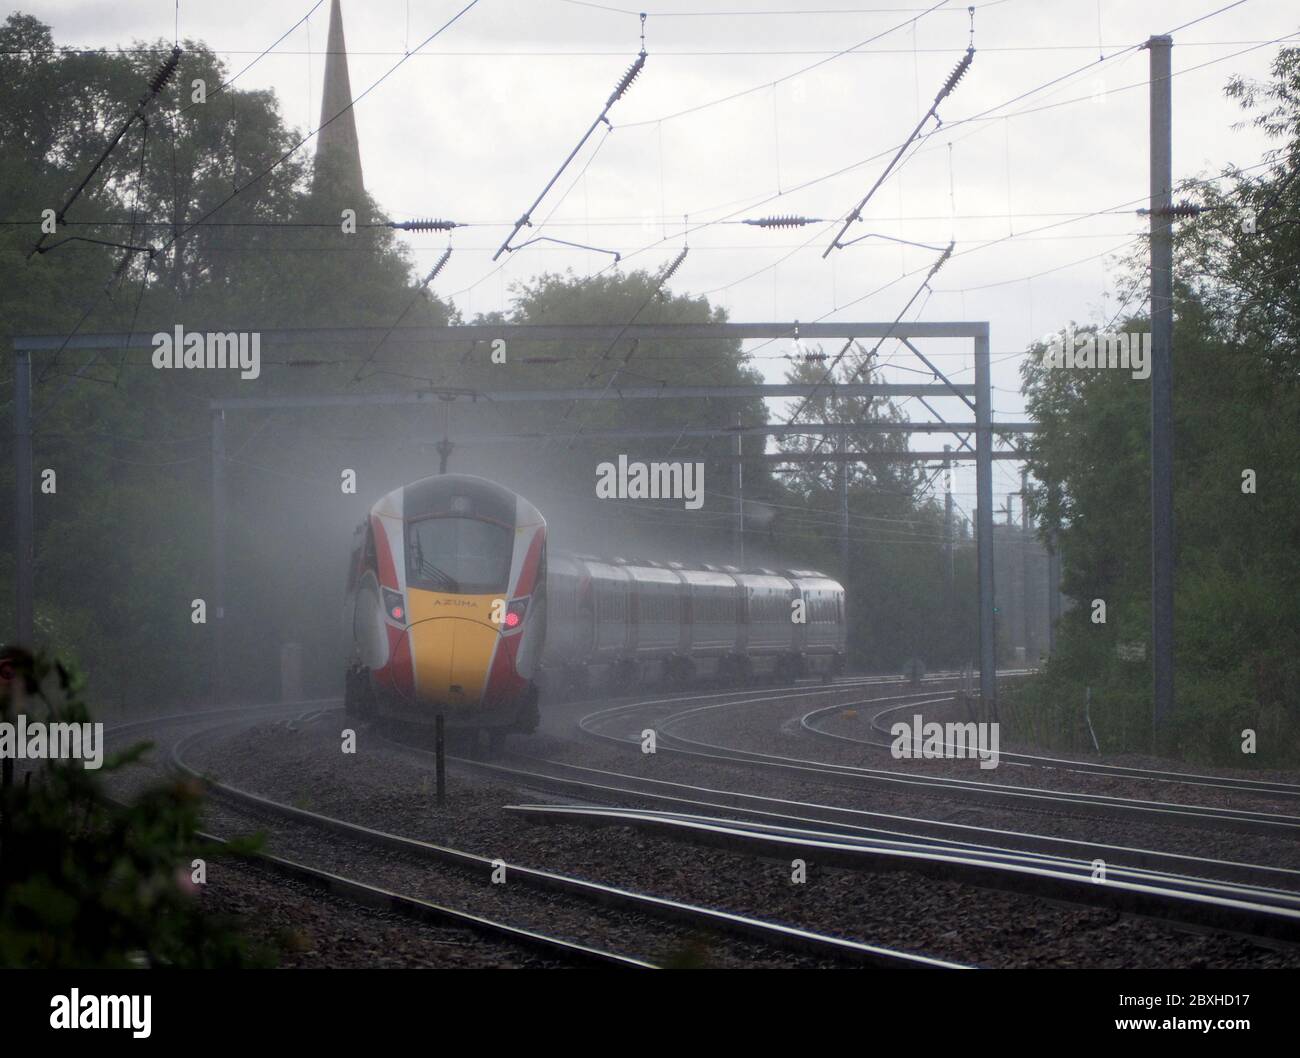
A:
<box><xmin>0</xmin><ymin>14</ymin><xmax>451</xmax><ymax>706</ymax></box>
<box><xmin>773</xmin><ymin>351</ymin><xmax>978</xmax><ymax>670</ymax></box>
<box><xmin>0</xmin><ymin>650</ymin><xmax>267</xmax><ymax>967</ymax></box>
<box><xmin>1014</xmin><ymin>48</ymin><xmax>1300</xmax><ymax>764</ymax></box>
<box><xmin>1</xmin><ymin>10</ymin><xmax>1004</xmax><ymax>704</ymax></box>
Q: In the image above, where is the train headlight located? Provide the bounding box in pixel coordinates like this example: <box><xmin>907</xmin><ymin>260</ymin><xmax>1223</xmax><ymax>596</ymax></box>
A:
<box><xmin>382</xmin><ymin>587</ymin><xmax>406</xmax><ymax>624</ymax></box>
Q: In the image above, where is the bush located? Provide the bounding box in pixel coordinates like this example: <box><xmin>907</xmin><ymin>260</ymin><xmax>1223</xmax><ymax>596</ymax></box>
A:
<box><xmin>0</xmin><ymin>649</ymin><xmax>268</xmax><ymax>967</ymax></box>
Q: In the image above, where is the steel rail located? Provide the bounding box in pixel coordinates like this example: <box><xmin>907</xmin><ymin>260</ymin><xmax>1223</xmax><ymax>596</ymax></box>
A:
<box><xmin>101</xmin><ymin>709</ymin><xmax>646</xmax><ymax>967</ymax></box>
<box><xmin>506</xmin><ymin>804</ymin><xmax>1300</xmax><ymax>944</ymax></box>
<box><xmin>170</xmin><ymin>723</ymin><xmax>965</xmax><ymax>969</ymax></box>
<box><xmin>574</xmin><ymin>679</ymin><xmax>951</xmax><ymax>741</ymax></box>
<box><xmin>103</xmin><ymin>699</ymin><xmax>335</xmax><ymax>740</ymax></box>
<box><xmin>197</xmin><ymin>830</ymin><xmax>652</xmax><ymax>969</ymax></box>
<box><xmin>398</xmin><ymin>747</ymin><xmax>1300</xmax><ymax>891</ymax></box>
<box><xmin>803</xmin><ymin>696</ymin><xmax>1300</xmax><ymax>800</ymax></box>
<box><xmin>508</xmin><ymin>804</ymin><xmax>1300</xmax><ymax>911</ymax></box>
<box><xmin>579</xmin><ymin>694</ymin><xmax>1300</xmax><ymax>837</ymax></box>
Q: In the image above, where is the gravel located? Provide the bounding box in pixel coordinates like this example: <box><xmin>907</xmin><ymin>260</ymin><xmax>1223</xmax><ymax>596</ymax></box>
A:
<box><xmin>175</xmin><ymin>707</ymin><xmax>1300</xmax><ymax>969</ymax></box>
<box><xmin>198</xmin><ymin>854</ymin><xmax>563</xmax><ymax>968</ymax></box>
<box><xmin>527</xmin><ymin>682</ymin><xmax>1300</xmax><ymax>877</ymax></box>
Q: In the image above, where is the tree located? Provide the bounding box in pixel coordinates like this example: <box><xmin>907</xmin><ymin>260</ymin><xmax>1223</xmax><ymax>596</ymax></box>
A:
<box><xmin>0</xmin><ymin>16</ymin><xmax>452</xmax><ymax>706</ymax></box>
<box><xmin>1015</xmin><ymin>48</ymin><xmax>1300</xmax><ymax>762</ymax></box>
<box><xmin>772</xmin><ymin>348</ymin><xmax>975</xmax><ymax>671</ymax></box>
<box><xmin>0</xmin><ymin>650</ymin><xmax>266</xmax><ymax>967</ymax></box>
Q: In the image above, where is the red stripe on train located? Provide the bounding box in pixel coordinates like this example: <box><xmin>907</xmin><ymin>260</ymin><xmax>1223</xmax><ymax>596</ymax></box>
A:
<box><xmin>370</xmin><ymin>514</ymin><xmax>400</xmax><ymax>590</ymax></box>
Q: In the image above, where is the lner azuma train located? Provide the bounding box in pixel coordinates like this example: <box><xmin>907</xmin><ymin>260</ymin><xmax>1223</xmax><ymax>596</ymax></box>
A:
<box><xmin>344</xmin><ymin>475</ymin><xmax>547</xmax><ymax>735</ymax></box>
<box><xmin>344</xmin><ymin>474</ymin><xmax>847</xmax><ymax>739</ymax></box>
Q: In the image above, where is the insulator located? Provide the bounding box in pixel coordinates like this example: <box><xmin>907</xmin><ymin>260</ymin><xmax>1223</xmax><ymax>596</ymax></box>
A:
<box><xmin>935</xmin><ymin>47</ymin><xmax>974</xmax><ymax>103</ymax></box>
<box><xmin>147</xmin><ymin>46</ymin><xmax>182</xmax><ymax>97</ymax></box>
<box><xmin>659</xmin><ymin>246</ymin><xmax>688</xmax><ymax>285</ymax></box>
<box><xmin>927</xmin><ymin>241</ymin><xmax>955</xmax><ymax>279</ymax></box>
<box><xmin>608</xmin><ymin>50</ymin><xmax>647</xmax><ymax>107</ymax></box>
<box><xmin>1164</xmin><ymin>201</ymin><xmax>1204</xmax><ymax>218</ymax></box>
<box><xmin>742</xmin><ymin>215</ymin><xmax>820</xmax><ymax>229</ymax></box>
<box><xmin>421</xmin><ymin>247</ymin><xmax>452</xmax><ymax>286</ymax></box>
<box><xmin>393</xmin><ymin>218</ymin><xmax>461</xmax><ymax>232</ymax></box>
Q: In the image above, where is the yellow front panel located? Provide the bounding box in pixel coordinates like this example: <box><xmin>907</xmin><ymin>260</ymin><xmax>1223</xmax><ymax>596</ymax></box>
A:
<box><xmin>406</xmin><ymin>590</ymin><xmax>501</xmax><ymax>704</ymax></box>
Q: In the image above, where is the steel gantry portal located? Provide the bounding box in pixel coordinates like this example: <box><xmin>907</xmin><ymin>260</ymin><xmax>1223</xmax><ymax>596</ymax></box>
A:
<box><xmin>13</xmin><ymin>321</ymin><xmax>1026</xmax><ymax>711</ymax></box>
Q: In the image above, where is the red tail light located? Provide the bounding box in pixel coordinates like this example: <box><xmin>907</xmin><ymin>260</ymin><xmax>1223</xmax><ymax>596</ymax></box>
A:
<box><xmin>502</xmin><ymin>596</ymin><xmax>528</xmax><ymax>632</ymax></box>
<box><xmin>382</xmin><ymin>588</ymin><xmax>406</xmax><ymax>624</ymax></box>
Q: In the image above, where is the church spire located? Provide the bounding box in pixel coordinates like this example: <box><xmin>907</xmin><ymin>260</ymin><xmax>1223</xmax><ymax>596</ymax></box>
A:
<box><xmin>313</xmin><ymin>0</ymin><xmax>364</xmax><ymax>198</ymax></box>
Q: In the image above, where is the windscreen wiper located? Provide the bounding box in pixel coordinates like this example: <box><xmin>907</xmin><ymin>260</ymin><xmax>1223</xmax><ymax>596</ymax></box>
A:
<box><xmin>418</xmin><ymin>558</ymin><xmax>459</xmax><ymax>593</ymax></box>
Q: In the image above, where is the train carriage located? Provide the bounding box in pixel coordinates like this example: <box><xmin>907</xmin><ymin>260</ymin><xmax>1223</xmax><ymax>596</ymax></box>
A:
<box><xmin>540</xmin><ymin>556</ymin><xmax>846</xmax><ymax>690</ymax></box>
<box><xmin>622</xmin><ymin>559</ymin><xmax>688</xmax><ymax>682</ymax></box>
<box><xmin>543</xmin><ymin>552</ymin><xmax>591</xmax><ymax>668</ymax></box>
<box><xmin>678</xmin><ymin>565</ymin><xmax>741</xmax><ymax>679</ymax></box>
<box><xmin>734</xmin><ymin>568</ymin><xmax>799</xmax><ymax>676</ymax></box>
<box><xmin>584</xmin><ymin>558</ymin><xmax>634</xmax><ymax>666</ymax></box>
<box><xmin>786</xmin><ymin>569</ymin><xmax>848</xmax><ymax>678</ymax></box>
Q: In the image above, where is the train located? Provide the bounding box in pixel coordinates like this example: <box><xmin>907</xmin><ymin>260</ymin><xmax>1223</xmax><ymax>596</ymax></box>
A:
<box><xmin>344</xmin><ymin>474</ymin><xmax>847</xmax><ymax>741</ymax></box>
<box><xmin>544</xmin><ymin>555</ymin><xmax>846</xmax><ymax>692</ymax></box>
<box><xmin>343</xmin><ymin>474</ymin><xmax>547</xmax><ymax>735</ymax></box>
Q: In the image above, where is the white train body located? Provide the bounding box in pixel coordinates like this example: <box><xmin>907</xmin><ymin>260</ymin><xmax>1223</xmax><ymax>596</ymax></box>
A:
<box><xmin>542</xmin><ymin>556</ymin><xmax>846</xmax><ymax>688</ymax></box>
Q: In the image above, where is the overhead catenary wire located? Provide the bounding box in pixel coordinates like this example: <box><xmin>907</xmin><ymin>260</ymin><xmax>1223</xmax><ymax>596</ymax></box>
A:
<box><xmin>28</xmin><ymin>45</ymin><xmax>181</xmax><ymax>262</ymax></box>
<box><xmin>786</xmin><ymin>241</ymin><xmax>954</xmax><ymax>426</ymax></box>
<box><xmin>729</xmin><ymin>187</ymin><xmax>1156</xmax><ymax>374</ymax></box>
<box><xmin>823</xmin><ymin>45</ymin><xmax>975</xmax><ymax>257</ymax></box>
<box><xmin>14</xmin><ymin>137</ymin><xmax>1272</xmax><ymax>271</ymax></box>
<box><xmin>29</xmin><ymin>0</ymin><xmax>483</xmax><ymax>389</ymax></box>
<box><xmin>617</xmin><ymin>0</ymin><xmax>951</xmax><ymax>130</ymax></box>
<box><xmin>555</xmin><ymin>0</ymin><xmax>1011</xmax><ymax>16</ymax></box>
<box><xmin>27</xmin><ymin>0</ymin><xmax>1279</xmax><ymax>460</ymax></box>
<box><xmin>564</xmin><ymin>2</ymin><xmax>1281</xmax><ymax>300</ymax></box>
<box><xmin>9</xmin><ymin>38</ymin><xmax>1289</xmax><ymax>59</ymax></box>
<box><xmin>351</xmin><ymin>247</ymin><xmax>454</xmax><ymax>383</ymax></box>
<box><xmin>493</xmin><ymin>17</ymin><xmax>649</xmax><ymax>261</ymax></box>
<box><xmin>159</xmin><ymin>0</ymin><xmax>482</xmax><ymax>256</ymax></box>
<box><xmin>557</xmin><ymin>242</ymin><xmax>693</xmax><ymax>446</ymax></box>
<box><xmin>175</xmin><ymin>0</ymin><xmax>326</xmax><ymax>117</ymax></box>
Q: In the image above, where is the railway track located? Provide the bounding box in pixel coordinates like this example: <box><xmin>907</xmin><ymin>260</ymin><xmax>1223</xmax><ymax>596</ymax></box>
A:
<box><xmin>803</xmin><ymin>695</ymin><xmax>1300</xmax><ymax>801</ymax></box>
<box><xmin>198</xmin><ymin>829</ymin><xmax>651</xmax><ymax>968</ymax></box>
<box><xmin>505</xmin><ymin>804</ymin><xmax>1300</xmax><ymax>943</ymax></box>
<box><xmin>101</xmin><ymin>675</ymin><xmax>1299</xmax><ymax>968</ymax></box>
<box><xmin>102</xmin><ymin>707</ymin><xmax>645</xmax><ymax>968</ymax></box>
<box><xmin>390</xmin><ymin>745</ymin><xmax>1300</xmax><ymax>892</ymax></box>
<box><xmin>356</xmin><ymin>699</ymin><xmax>1300</xmax><ymax>948</ymax></box>
<box><xmin>577</xmin><ymin>688</ymin><xmax>1300</xmax><ymax>838</ymax></box>
<box><xmin>164</xmin><ymin>716</ymin><xmax>967</xmax><ymax>969</ymax></box>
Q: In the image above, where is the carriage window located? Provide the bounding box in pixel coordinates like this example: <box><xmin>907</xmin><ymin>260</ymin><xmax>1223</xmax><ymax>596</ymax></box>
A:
<box><xmin>406</xmin><ymin>517</ymin><xmax>513</xmax><ymax>595</ymax></box>
<box><xmin>596</xmin><ymin>582</ymin><xmax>625</xmax><ymax>620</ymax></box>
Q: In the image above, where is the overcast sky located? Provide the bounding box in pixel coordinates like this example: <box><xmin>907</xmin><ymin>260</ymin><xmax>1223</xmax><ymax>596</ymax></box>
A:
<box><xmin>22</xmin><ymin>0</ymin><xmax>1300</xmax><ymax>513</ymax></box>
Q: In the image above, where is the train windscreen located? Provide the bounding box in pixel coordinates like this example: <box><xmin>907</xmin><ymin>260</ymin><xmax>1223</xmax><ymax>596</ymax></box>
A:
<box><xmin>405</xmin><ymin>517</ymin><xmax>513</xmax><ymax>595</ymax></box>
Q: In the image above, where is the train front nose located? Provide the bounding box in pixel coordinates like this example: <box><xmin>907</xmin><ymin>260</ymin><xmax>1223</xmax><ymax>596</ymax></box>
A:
<box><xmin>408</xmin><ymin>617</ymin><xmax>498</xmax><ymax>707</ymax></box>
